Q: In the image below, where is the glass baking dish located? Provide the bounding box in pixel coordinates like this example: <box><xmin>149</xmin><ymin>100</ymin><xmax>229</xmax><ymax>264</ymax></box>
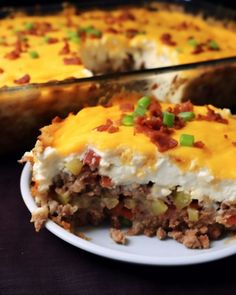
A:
<box><xmin>0</xmin><ymin>0</ymin><xmax>236</xmax><ymax>154</ymax></box>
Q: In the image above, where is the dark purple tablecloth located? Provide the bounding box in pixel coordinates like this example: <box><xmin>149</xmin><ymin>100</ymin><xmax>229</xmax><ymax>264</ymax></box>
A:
<box><xmin>1</xmin><ymin>155</ymin><xmax>236</xmax><ymax>295</ymax></box>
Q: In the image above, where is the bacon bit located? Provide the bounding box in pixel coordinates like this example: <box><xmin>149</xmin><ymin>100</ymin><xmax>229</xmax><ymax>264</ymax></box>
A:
<box><xmin>151</xmin><ymin>83</ymin><xmax>159</xmax><ymax>90</ymax></box>
<box><xmin>107</xmin><ymin>126</ymin><xmax>119</xmax><ymax>133</ymax></box>
<box><xmin>4</xmin><ymin>50</ymin><xmax>20</xmax><ymax>60</ymax></box>
<box><xmin>192</xmin><ymin>44</ymin><xmax>204</xmax><ymax>54</ymax></box>
<box><xmin>105</xmin><ymin>27</ymin><xmax>119</xmax><ymax>34</ymax></box>
<box><xmin>119</xmin><ymin>103</ymin><xmax>134</xmax><ymax>112</ymax></box>
<box><xmin>14</xmin><ymin>74</ymin><xmax>30</xmax><ymax>85</ymax></box>
<box><xmin>63</xmin><ymin>57</ymin><xmax>82</xmax><ymax>65</ymax></box>
<box><xmin>47</xmin><ymin>37</ymin><xmax>59</xmax><ymax>44</ymax></box>
<box><xmin>135</xmin><ymin>116</ymin><xmax>163</xmax><ymax>134</ymax></box>
<box><xmin>173</xmin><ymin>100</ymin><xmax>193</xmax><ymax>115</ymax></box>
<box><xmin>150</xmin><ymin>131</ymin><xmax>178</xmax><ymax>152</ymax></box>
<box><xmin>41</xmin><ymin>22</ymin><xmax>56</xmax><ymax>33</ymax></box>
<box><xmin>232</xmin><ymin>142</ymin><xmax>236</xmax><ymax>147</ymax></box>
<box><xmin>104</xmin><ymin>16</ymin><xmax>117</xmax><ymax>25</ymax></box>
<box><xmin>59</xmin><ymin>41</ymin><xmax>70</xmax><ymax>55</ymax></box>
<box><xmin>160</xmin><ymin>33</ymin><xmax>176</xmax><ymax>46</ymax></box>
<box><xmin>135</xmin><ymin>115</ymin><xmax>177</xmax><ymax>152</ymax></box>
<box><xmin>176</xmin><ymin>21</ymin><xmax>189</xmax><ymax>30</ymax></box>
<box><xmin>126</xmin><ymin>28</ymin><xmax>139</xmax><ymax>38</ymax></box>
<box><xmin>100</xmin><ymin>176</ymin><xmax>113</xmax><ymax>188</ymax></box>
<box><xmin>197</xmin><ymin>106</ymin><xmax>228</xmax><ymax>124</ymax></box>
<box><xmin>149</xmin><ymin>100</ymin><xmax>162</xmax><ymax>117</ymax></box>
<box><xmin>224</xmin><ymin>134</ymin><xmax>228</xmax><ymax>139</ymax></box>
<box><xmin>83</xmin><ymin>150</ymin><xmax>101</xmax><ymax>169</ymax></box>
<box><xmin>174</xmin><ymin>116</ymin><xmax>185</xmax><ymax>129</ymax></box>
<box><xmin>194</xmin><ymin>141</ymin><xmax>205</xmax><ymax>148</ymax></box>
<box><xmin>96</xmin><ymin>119</ymin><xmax>119</xmax><ymax>133</ymax></box>
<box><xmin>118</xmin><ymin>11</ymin><xmax>136</xmax><ymax>21</ymax></box>
<box><xmin>0</xmin><ymin>68</ymin><xmax>4</xmax><ymax>74</ymax></box>
<box><xmin>110</xmin><ymin>203</ymin><xmax>132</xmax><ymax>220</ymax></box>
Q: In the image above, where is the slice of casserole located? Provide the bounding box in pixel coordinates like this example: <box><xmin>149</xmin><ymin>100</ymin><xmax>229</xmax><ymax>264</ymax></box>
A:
<box><xmin>21</xmin><ymin>94</ymin><xmax>236</xmax><ymax>248</ymax></box>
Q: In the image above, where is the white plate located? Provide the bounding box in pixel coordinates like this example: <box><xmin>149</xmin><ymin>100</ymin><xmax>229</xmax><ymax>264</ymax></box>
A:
<box><xmin>20</xmin><ymin>162</ymin><xmax>236</xmax><ymax>266</ymax></box>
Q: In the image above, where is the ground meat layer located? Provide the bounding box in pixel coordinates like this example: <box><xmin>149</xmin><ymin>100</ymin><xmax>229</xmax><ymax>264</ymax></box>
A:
<box><xmin>31</xmin><ymin>164</ymin><xmax>236</xmax><ymax>249</ymax></box>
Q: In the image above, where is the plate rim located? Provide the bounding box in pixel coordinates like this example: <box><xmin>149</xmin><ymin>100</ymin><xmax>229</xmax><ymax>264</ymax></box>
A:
<box><xmin>20</xmin><ymin>162</ymin><xmax>236</xmax><ymax>266</ymax></box>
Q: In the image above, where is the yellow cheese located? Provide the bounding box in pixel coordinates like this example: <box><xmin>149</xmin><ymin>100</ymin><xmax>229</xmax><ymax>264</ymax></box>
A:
<box><xmin>41</xmin><ymin>96</ymin><xmax>236</xmax><ymax>180</ymax></box>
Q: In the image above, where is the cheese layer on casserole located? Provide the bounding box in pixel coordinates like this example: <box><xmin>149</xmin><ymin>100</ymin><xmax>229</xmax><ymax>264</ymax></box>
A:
<box><xmin>1</xmin><ymin>5</ymin><xmax>236</xmax><ymax>87</ymax></box>
<box><xmin>25</xmin><ymin>94</ymin><xmax>236</xmax><ymax>203</ymax></box>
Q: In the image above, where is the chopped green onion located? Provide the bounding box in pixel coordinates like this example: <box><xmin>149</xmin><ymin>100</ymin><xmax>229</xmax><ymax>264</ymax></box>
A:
<box><xmin>24</xmin><ymin>22</ymin><xmax>34</xmax><ymax>30</ymax></box>
<box><xmin>187</xmin><ymin>38</ymin><xmax>198</xmax><ymax>47</ymax></box>
<box><xmin>44</xmin><ymin>36</ymin><xmax>50</xmax><ymax>43</ymax></box>
<box><xmin>67</xmin><ymin>31</ymin><xmax>80</xmax><ymax>43</ymax></box>
<box><xmin>67</xmin><ymin>31</ymin><xmax>79</xmax><ymax>42</ymax></box>
<box><xmin>67</xmin><ymin>31</ymin><xmax>77</xmax><ymax>38</ymax></box>
<box><xmin>180</xmin><ymin>134</ymin><xmax>195</xmax><ymax>147</ymax></box>
<box><xmin>29</xmin><ymin>51</ymin><xmax>39</xmax><ymax>59</ymax></box>
<box><xmin>79</xmin><ymin>26</ymin><xmax>102</xmax><ymax>37</ymax></box>
<box><xmin>71</xmin><ymin>36</ymin><xmax>80</xmax><ymax>43</ymax></box>
<box><xmin>178</xmin><ymin>111</ymin><xmax>195</xmax><ymax>122</ymax></box>
<box><xmin>163</xmin><ymin>111</ymin><xmax>175</xmax><ymax>127</ymax></box>
<box><xmin>133</xmin><ymin>106</ymin><xmax>146</xmax><ymax>117</ymax></box>
<box><xmin>137</xmin><ymin>96</ymin><xmax>151</xmax><ymax>109</ymax></box>
<box><xmin>119</xmin><ymin>216</ymin><xmax>132</xmax><ymax>227</ymax></box>
<box><xmin>87</xmin><ymin>27</ymin><xmax>102</xmax><ymax>37</ymax></box>
<box><xmin>208</xmin><ymin>40</ymin><xmax>219</xmax><ymax>50</ymax></box>
<box><xmin>122</xmin><ymin>114</ymin><xmax>134</xmax><ymax>126</ymax></box>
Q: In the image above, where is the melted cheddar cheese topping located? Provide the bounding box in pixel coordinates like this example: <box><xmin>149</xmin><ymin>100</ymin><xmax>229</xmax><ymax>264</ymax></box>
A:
<box><xmin>41</xmin><ymin>96</ymin><xmax>236</xmax><ymax>180</ymax></box>
<box><xmin>0</xmin><ymin>6</ymin><xmax>236</xmax><ymax>87</ymax></box>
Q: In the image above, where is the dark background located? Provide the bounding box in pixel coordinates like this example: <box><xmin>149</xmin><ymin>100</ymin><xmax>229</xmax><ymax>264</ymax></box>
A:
<box><xmin>1</xmin><ymin>1</ymin><xmax>236</xmax><ymax>295</ymax></box>
<box><xmin>0</xmin><ymin>0</ymin><xmax>235</xmax><ymax>9</ymax></box>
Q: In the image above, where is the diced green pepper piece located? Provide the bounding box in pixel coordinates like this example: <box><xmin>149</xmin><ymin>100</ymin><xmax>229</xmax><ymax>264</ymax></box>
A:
<box><xmin>65</xmin><ymin>159</ymin><xmax>83</xmax><ymax>175</ymax></box>
<box><xmin>179</xmin><ymin>134</ymin><xmax>195</xmax><ymax>147</ymax></box>
<box><xmin>187</xmin><ymin>208</ymin><xmax>199</xmax><ymax>222</ymax></box>
<box><xmin>163</xmin><ymin>111</ymin><xmax>175</xmax><ymax>127</ymax></box>
<box><xmin>151</xmin><ymin>199</ymin><xmax>168</xmax><ymax>216</ymax></box>
<box><xmin>57</xmin><ymin>191</ymin><xmax>70</xmax><ymax>205</ymax></box>
<box><xmin>178</xmin><ymin>111</ymin><xmax>195</xmax><ymax>122</ymax></box>
<box><xmin>102</xmin><ymin>197</ymin><xmax>119</xmax><ymax>210</ymax></box>
<box><xmin>173</xmin><ymin>191</ymin><xmax>191</xmax><ymax>210</ymax></box>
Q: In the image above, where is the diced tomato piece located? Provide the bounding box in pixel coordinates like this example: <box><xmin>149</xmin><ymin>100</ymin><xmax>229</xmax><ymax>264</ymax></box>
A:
<box><xmin>83</xmin><ymin>150</ymin><xmax>101</xmax><ymax>168</ymax></box>
<box><xmin>110</xmin><ymin>203</ymin><xmax>132</xmax><ymax>220</ymax></box>
<box><xmin>227</xmin><ymin>215</ymin><xmax>236</xmax><ymax>226</ymax></box>
<box><xmin>100</xmin><ymin>176</ymin><xmax>113</xmax><ymax>188</ymax></box>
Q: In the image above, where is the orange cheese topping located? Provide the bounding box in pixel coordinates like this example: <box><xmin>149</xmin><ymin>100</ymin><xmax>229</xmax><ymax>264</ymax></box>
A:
<box><xmin>43</xmin><ymin>96</ymin><xmax>236</xmax><ymax>180</ymax></box>
<box><xmin>0</xmin><ymin>6</ymin><xmax>236</xmax><ymax>87</ymax></box>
